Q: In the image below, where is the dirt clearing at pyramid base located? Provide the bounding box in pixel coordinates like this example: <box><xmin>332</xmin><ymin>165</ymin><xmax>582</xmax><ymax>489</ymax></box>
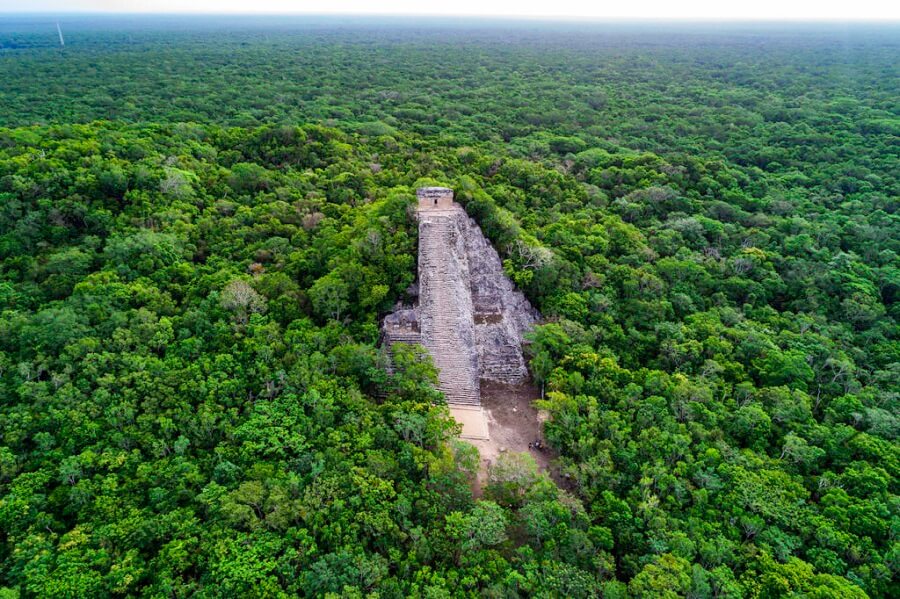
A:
<box><xmin>465</xmin><ymin>380</ymin><xmax>572</xmax><ymax>497</ymax></box>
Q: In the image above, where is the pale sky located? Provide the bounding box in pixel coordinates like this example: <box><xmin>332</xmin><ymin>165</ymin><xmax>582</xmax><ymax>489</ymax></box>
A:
<box><xmin>2</xmin><ymin>0</ymin><xmax>898</xmax><ymax>21</ymax></box>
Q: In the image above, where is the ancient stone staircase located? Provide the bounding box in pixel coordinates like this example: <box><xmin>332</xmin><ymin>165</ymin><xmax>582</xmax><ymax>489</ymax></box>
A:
<box><xmin>418</xmin><ymin>212</ymin><xmax>482</xmax><ymax>406</ymax></box>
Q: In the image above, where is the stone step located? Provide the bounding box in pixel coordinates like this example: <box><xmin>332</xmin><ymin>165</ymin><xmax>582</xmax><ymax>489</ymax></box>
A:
<box><xmin>448</xmin><ymin>399</ymin><xmax>481</xmax><ymax>407</ymax></box>
<box><xmin>387</xmin><ymin>334</ymin><xmax>421</xmax><ymax>343</ymax></box>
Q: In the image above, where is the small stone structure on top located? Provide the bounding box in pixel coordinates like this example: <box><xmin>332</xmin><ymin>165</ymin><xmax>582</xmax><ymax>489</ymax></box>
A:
<box><xmin>417</xmin><ymin>187</ymin><xmax>454</xmax><ymax>210</ymax></box>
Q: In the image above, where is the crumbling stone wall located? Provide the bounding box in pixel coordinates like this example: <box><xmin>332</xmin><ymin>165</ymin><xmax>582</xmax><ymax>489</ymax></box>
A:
<box><xmin>382</xmin><ymin>309</ymin><xmax>420</xmax><ymax>344</ymax></box>
<box><xmin>463</xmin><ymin>213</ymin><xmax>539</xmax><ymax>383</ymax></box>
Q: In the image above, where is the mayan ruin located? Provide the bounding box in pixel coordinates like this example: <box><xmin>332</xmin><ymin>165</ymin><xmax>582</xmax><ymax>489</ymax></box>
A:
<box><xmin>382</xmin><ymin>187</ymin><xmax>539</xmax><ymax>439</ymax></box>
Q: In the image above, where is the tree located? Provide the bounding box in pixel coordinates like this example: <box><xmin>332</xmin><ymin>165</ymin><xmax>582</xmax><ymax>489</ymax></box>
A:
<box><xmin>629</xmin><ymin>554</ymin><xmax>693</xmax><ymax>598</ymax></box>
<box><xmin>308</xmin><ymin>271</ymin><xmax>350</xmax><ymax>322</ymax></box>
<box><xmin>220</xmin><ymin>279</ymin><xmax>267</xmax><ymax>325</ymax></box>
<box><xmin>727</xmin><ymin>403</ymin><xmax>772</xmax><ymax>449</ymax></box>
<box><xmin>754</xmin><ymin>350</ymin><xmax>815</xmax><ymax>391</ymax></box>
<box><xmin>486</xmin><ymin>452</ymin><xmax>541</xmax><ymax>508</ymax></box>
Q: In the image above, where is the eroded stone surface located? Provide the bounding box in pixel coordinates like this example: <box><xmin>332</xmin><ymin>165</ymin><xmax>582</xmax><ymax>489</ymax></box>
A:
<box><xmin>382</xmin><ymin>189</ymin><xmax>539</xmax><ymax>407</ymax></box>
<box><xmin>462</xmin><ymin>212</ymin><xmax>539</xmax><ymax>384</ymax></box>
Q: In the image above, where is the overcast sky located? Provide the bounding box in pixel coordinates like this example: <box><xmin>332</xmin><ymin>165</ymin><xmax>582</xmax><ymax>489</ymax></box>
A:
<box><xmin>2</xmin><ymin>0</ymin><xmax>898</xmax><ymax>21</ymax></box>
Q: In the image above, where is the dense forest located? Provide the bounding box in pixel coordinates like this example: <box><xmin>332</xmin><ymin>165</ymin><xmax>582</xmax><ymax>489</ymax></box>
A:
<box><xmin>0</xmin><ymin>16</ymin><xmax>897</xmax><ymax>597</ymax></box>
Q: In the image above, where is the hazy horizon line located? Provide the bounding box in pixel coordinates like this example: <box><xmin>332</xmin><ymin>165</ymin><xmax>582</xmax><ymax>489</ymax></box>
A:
<box><xmin>3</xmin><ymin>11</ymin><xmax>899</xmax><ymax>23</ymax></box>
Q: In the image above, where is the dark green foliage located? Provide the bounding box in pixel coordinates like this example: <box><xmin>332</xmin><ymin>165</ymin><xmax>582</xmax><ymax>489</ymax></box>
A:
<box><xmin>0</xmin><ymin>16</ymin><xmax>897</xmax><ymax>598</ymax></box>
